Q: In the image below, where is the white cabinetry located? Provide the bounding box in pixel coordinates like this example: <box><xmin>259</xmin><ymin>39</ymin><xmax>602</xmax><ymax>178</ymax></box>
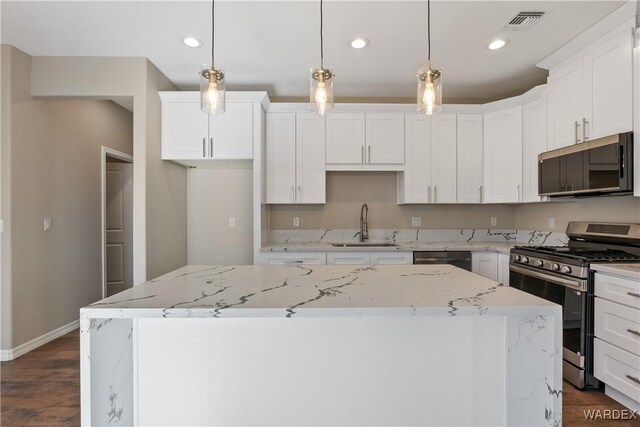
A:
<box><xmin>161</xmin><ymin>95</ymin><xmax>253</xmax><ymax>161</ymax></box>
<box><xmin>497</xmin><ymin>253</ymin><xmax>511</xmax><ymax>286</ymax></box>
<box><xmin>398</xmin><ymin>114</ymin><xmax>457</xmax><ymax>204</ymax></box>
<box><xmin>457</xmin><ymin>114</ymin><xmax>483</xmax><ymax>203</ymax></box>
<box><xmin>327</xmin><ymin>113</ymin><xmax>404</xmax><ymax>169</ymax></box>
<box><xmin>266</xmin><ymin>113</ymin><xmax>325</xmax><ymax>204</ymax></box>
<box><xmin>548</xmin><ymin>28</ymin><xmax>634</xmax><ymax>149</ymax></box>
<box><xmin>483</xmin><ymin>106</ymin><xmax>523</xmax><ymax>203</ymax></box>
<box><xmin>594</xmin><ymin>271</ymin><xmax>640</xmax><ymax>409</ymax></box>
<box><xmin>260</xmin><ymin>252</ymin><xmax>327</xmax><ymax>265</ymax></box>
<box><xmin>327</xmin><ymin>252</ymin><xmax>413</xmax><ymax>265</ymax></box>
<box><xmin>522</xmin><ymin>93</ymin><xmax>548</xmax><ymax>202</ymax></box>
<box><xmin>472</xmin><ymin>252</ymin><xmax>498</xmax><ymax>281</ymax></box>
<box><xmin>370</xmin><ymin>252</ymin><xmax>413</xmax><ymax>265</ymax></box>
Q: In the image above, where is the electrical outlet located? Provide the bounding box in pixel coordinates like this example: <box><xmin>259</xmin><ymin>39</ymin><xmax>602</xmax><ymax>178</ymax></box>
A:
<box><xmin>293</xmin><ymin>217</ymin><xmax>300</xmax><ymax>228</ymax></box>
<box><xmin>548</xmin><ymin>217</ymin><xmax>555</xmax><ymax>229</ymax></box>
<box><xmin>43</xmin><ymin>218</ymin><xmax>52</xmax><ymax>232</ymax></box>
<box><xmin>228</xmin><ymin>217</ymin><xmax>236</xmax><ymax>228</ymax></box>
<box><xmin>490</xmin><ymin>217</ymin><xmax>497</xmax><ymax>227</ymax></box>
<box><xmin>411</xmin><ymin>217</ymin><xmax>422</xmax><ymax>227</ymax></box>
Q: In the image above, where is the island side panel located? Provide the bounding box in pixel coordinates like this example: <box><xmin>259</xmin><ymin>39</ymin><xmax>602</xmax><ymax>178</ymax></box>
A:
<box><xmin>80</xmin><ymin>313</ymin><xmax>133</xmax><ymax>426</ymax></box>
<box><xmin>505</xmin><ymin>310</ymin><xmax>563</xmax><ymax>427</ymax></box>
<box><xmin>135</xmin><ymin>315</ymin><xmax>508</xmax><ymax>426</ymax></box>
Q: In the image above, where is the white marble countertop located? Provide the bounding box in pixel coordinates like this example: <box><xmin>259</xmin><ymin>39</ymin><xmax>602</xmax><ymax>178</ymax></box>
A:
<box><xmin>592</xmin><ymin>263</ymin><xmax>640</xmax><ymax>280</ymax></box>
<box><xmin>82</xmin><ymin>264</ymin><xmax>557</xmax><ymax>319</ymax></box>
<box><xmin>261</xmin><ymin>241</ymin><xmax>517</xmax><ymax>254</ymax></box>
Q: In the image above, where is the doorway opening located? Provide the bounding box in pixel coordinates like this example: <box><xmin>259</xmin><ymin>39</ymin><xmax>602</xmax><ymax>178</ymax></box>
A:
<box><xmin>101</xmin><ymin>147</ymin><xmax>133</xmax><ymax>298</ymax></box>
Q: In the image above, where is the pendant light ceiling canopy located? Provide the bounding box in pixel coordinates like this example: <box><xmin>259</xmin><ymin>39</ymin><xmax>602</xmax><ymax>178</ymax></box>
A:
<box><xmin>200</xmin><ymin>0</ymin><xmax>225</xmax><ymax>114</ymax></box>
<box><xmin>310</xmin><ymin>0</ymin><xmax>334</xmax><ymax>115</ymax></box>
<box><xmin>417</xmin><ymin>0</ymin><xmax>442</xmax><ymax>115</ymax></box>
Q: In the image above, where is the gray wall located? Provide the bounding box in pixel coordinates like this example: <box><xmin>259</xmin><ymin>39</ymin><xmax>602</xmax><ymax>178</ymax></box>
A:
<box><xmin>1</xmin><ymin>46</ymin><xmax>134</xmax><ymax>348</ymax></box>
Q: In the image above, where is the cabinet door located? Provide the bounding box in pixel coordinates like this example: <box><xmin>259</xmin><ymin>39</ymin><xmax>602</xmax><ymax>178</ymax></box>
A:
<box><xmin>327</xmin><ymin>252</ymin><xmax>370</xmax><ymax>265</ymax></box>
<box><xmin>266</xmin><ymin>113</ymin><xmax>296</xmax><ymax>204</ymax></box>
<box><xmin>472</xmin><ymin>252</ymin><xmax>498</xmax><ymax>281</ymax></box>
<box><xmin>497</xmin><ymin>253</ymin><xmax>511</xmax><ymax>286</ymax></box>
<box><xmin>522</xmin><ymin>94</ymin><xmax>548</xmax><ymax>203</ymax></box>
<box><xmin>457</xmin><ymin>114</ymin><xmax>483</xmax><ymax>203</ymax></box>
<box><xmin>296</xmin><ymin>114</ymin><xmax>326</xmax><ymax>204</ymax></box>
<box><xmin>370</xmin><ymin>252</ymin><xmax>413</xmax><ymax>265</ymax></box>
<box><xmin>365</xmin><ymin>114</ymin><xmax>405</xmax><ymax>164</ymax></box>
<box><xmin>547</xmin><ymin>58</ymin><xmax>584</xmax><ymax>149</ymax></box>
<box><xmin>483</xmin><ymin>106</ymin><xmax>523</xmax><ymax>203</ymax></box>
<box><xmin>211</xmin><ymin>102</ymin><xmax>253</xmax><ymax>159</ymax></box>
<box><xmin>260</xmin><ymin>253</ymin><xmax>327</xmax><ymax>265</ymax></box>
<box><xmin>161</xmin><ymin>102</ymin><xmax>209</xmax><ymax>160</ymax></box>
<box><xmin>326</xmin><ymin>114</ymin><xmax>365</xmax><ymax>164</ymax></box>
<box><xmin>430</xmin><ymin>114</ymin><xmax>457</xmax><ymax>203</ymax></box>
<box><xmin>401</xmin><ymin>115</ymin><xmax>431</xmax><ymax>203</ymax></box>
<box><xmin>584</xmin><ymin>29</ymin><xmax>634</xmax><ymax>140</ymax></box>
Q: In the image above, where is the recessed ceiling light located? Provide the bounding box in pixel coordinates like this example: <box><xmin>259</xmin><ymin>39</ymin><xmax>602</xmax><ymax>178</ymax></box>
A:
<box><xmin>182</xmin><ymin>37</ymin><xmax>201</xmax><ymax>48</ymax></box>
<box><xmin>350</xmin><ymin>37</ymin><xmax>369</xmax><ymax>49</ymax></box>
<box><xmin>488</xmin><ymin>39</ymin><xmax>507</xmax><ymax>50</ymax></box>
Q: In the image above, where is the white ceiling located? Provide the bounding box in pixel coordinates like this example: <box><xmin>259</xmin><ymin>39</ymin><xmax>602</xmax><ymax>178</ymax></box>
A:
<box><xmin>0</xmin><ymin>1</ymin><xmax>629</xmax><ymax>102</ymax></box>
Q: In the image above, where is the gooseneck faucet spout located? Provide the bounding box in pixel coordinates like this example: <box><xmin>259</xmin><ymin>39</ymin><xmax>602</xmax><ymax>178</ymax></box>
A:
<box><xmin>360</xmin><ymin>203</ymin><xmax>369</xmax><ymax>242</ymax></box>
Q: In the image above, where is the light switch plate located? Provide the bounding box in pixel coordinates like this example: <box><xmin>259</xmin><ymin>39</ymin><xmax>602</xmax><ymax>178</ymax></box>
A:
<box><xmin>44</xmin><ymin>218</ymin><xmax>52</xmax><ymax>232</ymax></box>
<box><xmin>490</xmin><ymin>217</ymin><xmax>497</xmax><ymax>227</ymax></box>
<box><xmin>548</xmin><ymin>217</ymin><xmax>555</xmax><ymax>229</ymax></box>
<box><xmin>411</xmin><ymin>217</ymin><xmax>422</xmax><ymax>227</ymax></box>
<box><xmin>293</xmin><ymin>217</ymin><xmax>300</xmax><ymax>227</ymax></box>
<box><xmin>228</xmin><ymin>217</ymin><xmax>236</xmax><ymax>228</ymax></box>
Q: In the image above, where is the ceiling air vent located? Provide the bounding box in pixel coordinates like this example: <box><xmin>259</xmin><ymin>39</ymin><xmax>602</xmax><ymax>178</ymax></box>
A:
<box><xmin>506</xmin><ymin>11</ymin><xmax>545</xmax><ymax>30</ymax></box>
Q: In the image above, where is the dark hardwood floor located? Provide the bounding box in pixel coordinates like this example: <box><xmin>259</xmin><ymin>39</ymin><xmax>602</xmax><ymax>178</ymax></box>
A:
<box><xmin>1</xmin><ymin>330</ymin><xmax>637</xmax><ymax>426</ymax></box>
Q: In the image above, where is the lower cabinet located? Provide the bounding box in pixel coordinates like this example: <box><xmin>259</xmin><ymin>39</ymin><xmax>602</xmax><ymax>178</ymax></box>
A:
<box><xmin>327</xmin><ymin>252</ymin><xmax>413</xmax><ymax>265</ymax></box>
<box><xmin>497</xmin><ymin>253</ymin><xmax>511</xmax><ymax>286</ymax></box>
<box><xmin>260</xmin><ymin>252</ymin><xmax>327</xmax><ymax>265</ymax></box>
<box><xmin>471</xmin><ymin>252</ymin><xmax>498</xmax><ymax>281</ymax></box>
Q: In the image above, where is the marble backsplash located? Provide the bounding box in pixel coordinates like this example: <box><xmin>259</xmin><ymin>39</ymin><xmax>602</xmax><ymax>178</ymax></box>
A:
<box><xmin>268</xmin><ymin>229</ymin><xmax>569</xmax><ymax>247</ymax></box>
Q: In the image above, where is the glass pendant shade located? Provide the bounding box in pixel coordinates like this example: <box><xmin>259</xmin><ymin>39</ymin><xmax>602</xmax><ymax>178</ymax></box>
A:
<box><xmin>200</xmin><ymin>63</ymin><xmax>226</xmax><ymax>114</ymax></box>
<box><xmin>310</xmin><ymin>67</ymin><xmax>334</xmax><ymax>115</ymax></box>
<box><xmin>417</xmin><ymin>66</ymin><xmax>442</xmax><ymax>115</ymax></box>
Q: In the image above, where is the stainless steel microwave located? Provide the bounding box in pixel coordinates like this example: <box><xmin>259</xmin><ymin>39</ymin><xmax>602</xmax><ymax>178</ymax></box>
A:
<box><xmin>538</xmin><ymin>132</ymin><xmax>633</xmax><ymax>197</ymax></box>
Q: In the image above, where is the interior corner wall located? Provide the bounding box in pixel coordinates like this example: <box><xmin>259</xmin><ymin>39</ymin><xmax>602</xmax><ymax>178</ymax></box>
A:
<box><xmin>5</xmin><ymin>46</ymin><xmax>135</xmax><ymax>349</ymax></box>
<box><xmin>144</xmin><ymin>61</ymin><xmax>187</xmax><ymax>279</ymax></box>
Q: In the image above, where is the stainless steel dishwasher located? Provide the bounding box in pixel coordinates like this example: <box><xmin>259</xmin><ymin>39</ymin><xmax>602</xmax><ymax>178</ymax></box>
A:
<box><xmin>413</xmin><ymin>251</ymin><xmax>472</xmax><ymax>271</ymax></box>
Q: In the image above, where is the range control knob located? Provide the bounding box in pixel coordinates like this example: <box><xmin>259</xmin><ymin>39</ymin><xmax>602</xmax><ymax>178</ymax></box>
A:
<box><xmin>521</xmin><ymin>256</ymin><xmax>530</xmax><ymax>264</ymax></box>
<box><xmin>513</xmin><ymin>255</ymin><xmax>521</xmax><ymax>262</ymax></box>
<box><xmin>551</xmin><ymin>263</ymin><xmax>560</xmax><ymax>271</ymax></box>
<box><xmin>535</xmin><ymin>260</ymin><xmax>544</xmax><ymax>267</ymax></box>
<box><xmin>560</xmin><ymin>266</ymin><xmax>572</xmax><ymax>274</ymax></box>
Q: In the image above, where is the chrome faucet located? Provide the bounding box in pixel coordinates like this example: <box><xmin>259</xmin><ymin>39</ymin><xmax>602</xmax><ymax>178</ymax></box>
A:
<box><xmin>359</xmin><ymin>203</ymin><xmax>369</xmax><ymax>242</ymax></box>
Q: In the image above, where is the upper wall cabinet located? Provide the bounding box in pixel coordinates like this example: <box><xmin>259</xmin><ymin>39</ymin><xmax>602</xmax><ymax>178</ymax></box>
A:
<box><xmin>160</xmin><ymin>92</ymin><xmax>260</xmax><ymax>163</ymax></box>
<box><xmin>522</xmin><ymin>92</ymin><xmax>548</xmax><ymax>203</ymax></box>
<box><xmin>326</xmin><ymin>113</ymin><xmax>404</xmax><ymax>170</ymax></box>
<box><xmin>266</xmin><ymin>113</ymin><xmax>325</xmax><ymax>204</ymax></box>
<box><xmin>456</xmin><ymin>114</ymin><xmax>483</xmax><ymax>203</ymax></box>
<box><xmin>483</xmin><ymin>106</ymin><xmax>523</xmax><ymax>203</ymax></box>
<box><xmin>398</xmin><ymin>114</ymin><xmax>457</xmax><ymax>204</ymax></box>
<box><xmin>548</xmin><ymin>28</ymin><xmax>634</xmax><ymax>150</ymax></box>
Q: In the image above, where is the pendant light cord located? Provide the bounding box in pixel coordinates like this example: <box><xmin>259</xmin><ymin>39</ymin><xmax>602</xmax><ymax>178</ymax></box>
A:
<box><xmin>427</xmin><ymin>0</ymin><xmax>431</xmax><ymax>63</ymax></box>
<box><xmin>320</xmin><ymin>0</ymin><xmax>324</xmax><ymax>69</ymax></box>
<box><xmin>211</xmin><ymin>0</ymin><xmax>215</xmax><ymax>67</ymax></box>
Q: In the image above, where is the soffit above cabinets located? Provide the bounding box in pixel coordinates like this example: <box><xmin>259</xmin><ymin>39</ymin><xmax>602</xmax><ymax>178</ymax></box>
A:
<box><xmin>0</xmin><ymin>1</ymin><xmax>628</xmax><ymax>103</ymax></box>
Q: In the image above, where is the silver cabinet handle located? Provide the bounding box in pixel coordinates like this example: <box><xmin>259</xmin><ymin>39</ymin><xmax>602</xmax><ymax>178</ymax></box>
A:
<box><xmin>628</xmin><ymin>292</ymin><xmax>640</xmax><ymax>298</ymax></box>
<box><xmin>368</xmin><ymin>146</ymin><xmax>371</xmax><ymax>164</ymax></box>
<box><xmin>434</xmin><ymin>185</ymin><xmax>437</xmax><ymax>203</ymax></box>
<box><xmin>284</xmin><ymin>260</ymin><xmax>304</xmax><ymax>264</ymax></box>
<box><xmin>479</xmin><ymin>185</ymin><xmax>483</xmax><ymax>203</ymax></box>
<box><xmin>427</xmin><ymin>185</ymin><xmax>431</xmax><ymax>203</ymax></box>
<box><xmin>516</xmin><ymin>184</ymin><xmax>520</xmax><ymax>202</ymax></box>
<box><xmin>202</xmin><ymin>138</ymin><xmax>206</xmax><ymax>158</ymax></box>
<box><xmin>291</xmin><ymin>185</ymin><xmax>294</xmax><ymax>203</ymax></box>
<box><xmin>361</xmin><ymin>146</ymin><xmax>364</xmax><ymax>163</ymax></box>
<box><xmin>582</xmin><ymin>118</ymin><xmax>589</xmax><ymax>141</ymax></box>
<box><xmin>574</xmin><ymin>121</ymin><xmax>581</xmax><ymax>144</ymax></box>
<box><xmin>209</xmin><ymin>138</ymin><xmax>213</xmax><ymax>158</ymax></box>
<box><xmin>626</xmin><ymin>329</ymin><xmax>640</xmax><ymax>337</ymax></box>
<box><xmin>297</xmin><ymin>185</ymin><xmax>301</xmax><ymax>203</ymax></box>
<box><xmin>626</xmin><ymin>375</ymin><xmax>640</xmax><ymax>385</ymax></box>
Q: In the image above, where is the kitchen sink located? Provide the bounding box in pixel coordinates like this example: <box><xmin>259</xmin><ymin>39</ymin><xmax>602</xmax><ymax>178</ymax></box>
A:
<box><xmin>331</xmin><ymin>242</ymin><xmax>398</xmax><ymax>247</ymax></box>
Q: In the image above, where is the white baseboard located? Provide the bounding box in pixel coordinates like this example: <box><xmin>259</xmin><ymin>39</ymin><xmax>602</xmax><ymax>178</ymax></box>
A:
<box><xmin>605</xmin><ymin>384</ymin><xmax>640</xmax><ymax>412</ymax></box>
<box><xmin>0</xmin><ymin>319</ymin><xmax>79</xmax><ymax>362</ymax></box>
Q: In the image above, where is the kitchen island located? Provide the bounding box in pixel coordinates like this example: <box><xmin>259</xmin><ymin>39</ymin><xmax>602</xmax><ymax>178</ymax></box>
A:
<box><xmin>81</xmin><ymin>264</ymin><xmax>562</xmax><ymax>426</ymax></box>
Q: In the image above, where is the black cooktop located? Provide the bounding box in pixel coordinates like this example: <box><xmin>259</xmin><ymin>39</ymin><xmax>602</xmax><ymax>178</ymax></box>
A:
<box><xmin>513</xmin><ymin>246</ymin><xmax>640</xmax><ymax>263</ymax></box>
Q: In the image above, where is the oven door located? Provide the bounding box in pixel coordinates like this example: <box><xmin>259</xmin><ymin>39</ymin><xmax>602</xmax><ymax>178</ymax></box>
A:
<box><xmin>509</xmin><ymin>264</ymin><xmax>588</xmax><ymax>370</ymax></box>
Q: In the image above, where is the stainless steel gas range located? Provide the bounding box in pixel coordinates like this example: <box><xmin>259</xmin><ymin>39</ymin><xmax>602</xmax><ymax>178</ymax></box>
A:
<box><xmin>509</xmin><ymin>222</ymin><xmax>640</xmax><ymax>389</ymax></box>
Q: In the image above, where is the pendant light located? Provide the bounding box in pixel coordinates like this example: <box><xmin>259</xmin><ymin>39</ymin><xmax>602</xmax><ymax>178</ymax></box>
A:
<box><xmin>310</xmin><ymin>0</ymin><xmax>334</xmax><ymax>115</ymax></box>
<box><xmin>416</xmin><ymin>0</ymin><xmax>442</xmax><ymax>115</ymax></box>
<box><xmin>200</xmin><ymin>0</ymin><xmax>225</xmax><ymax>114</ymax></box>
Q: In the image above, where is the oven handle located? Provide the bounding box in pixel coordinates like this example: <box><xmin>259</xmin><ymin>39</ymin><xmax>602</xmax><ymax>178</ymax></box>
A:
<box><xmin>509</xmin><ymin>264</ymin><xmax>587</xmax><ymax>292</ymax></box>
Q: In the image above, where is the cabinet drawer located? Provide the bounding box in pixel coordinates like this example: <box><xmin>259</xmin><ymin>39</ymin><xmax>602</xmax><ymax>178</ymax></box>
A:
<box><xmin>595</xmin><ymin>298</ymin><xmax>640</xmax><ymax>356</ymax></box>
<box><xmin>595</xmin><ymin>273</ymin><xmax>640</xmax><ymax>309</ymax></box>
<box><xmin>259</xmin><ymin>253</ymin><xmax>326</xmax><ymax>265</ymax></box>
<box><xmin>327</xmin><ymin>252</ymin><xmax>370</xmax><ymax>265</ymax></box>
<box><xmin>594</xmin><ymin>338</ymin><xmax>640</xmax><ymax>403</ymax></box>
<box><xmin>370</xmin><ymin>252</ymin><xmax>413</xmax><ymax>265</ymax></box>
